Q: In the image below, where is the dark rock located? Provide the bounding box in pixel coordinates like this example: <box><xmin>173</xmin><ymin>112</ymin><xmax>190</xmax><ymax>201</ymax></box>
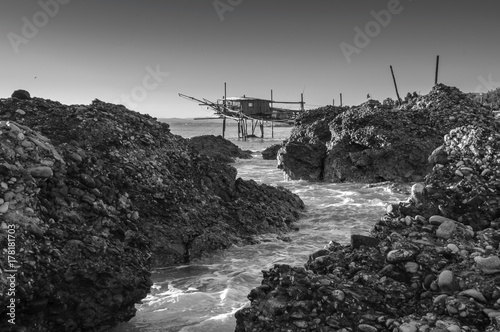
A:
<box><xmin>428</xmin><ymin>145</ymin><xmax>448</xmax><ymax>165</ymax></box>
<box><xmin>277</xmin><ymin>106</ymin><xmax>345</xmax><ymax>181</ymax></box>
<box><xmin>188</xmin><ymin>135</ymin><xmax>252</xmax><ymax>163</ymax></box>
<box><xmin>279</xmin><ymin>84</ymin><xmax>496</xmax><ymax>184</ymax></box>
<box><xmin>277</xmin><ymin>140</ymin><xmax>327</xmax><ymax>181</ymax></box>
<box><xmin>350</xmin><ymin>234</ymin><xmax>380</xmax><ymax>249</ymax></box>
<box><xmin>262</xmin><ymin>143</ymin><xmax>282</xmax><ymax>160</ymax></box>
<box><xmin>11</xmin><ymin>89</ymin><xmax>31</xmax><ymax>100</ymax></box>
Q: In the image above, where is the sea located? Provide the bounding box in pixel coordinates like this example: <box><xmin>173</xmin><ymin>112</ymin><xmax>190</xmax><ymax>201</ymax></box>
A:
<box><xmin>112</xmin><ymin>118</ymin><xmax>406</xmax><ymax>332</ymax></box>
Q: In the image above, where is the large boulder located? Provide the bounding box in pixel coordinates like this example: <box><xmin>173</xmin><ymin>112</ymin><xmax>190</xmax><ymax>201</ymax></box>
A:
<box><xmin>324</xmin><ymin>101</ymin><xmax>438</xmax><ymax>182</ymax></box>
<box><xmin>0</xmin><ymin>97</ymin><xmax>304</xmax><ymax>331</ymax></box>
<box><xmin>277</xmin><ymin>106</ymin><xmax>345</xmax><ymax>181</ymax></box>
<box><xmin>262</xmin><ymin>143</ymin><xmax>282</xmax><ymax>160</ymax></box>
<box><xmin>279</xmin><ymin>85</ymin><xmax>497</xmax><ymax>183</ymax></box>
<box><xmin>188</xmin><ymin>134</ymin><xmax>252</xmax><ymax>163</ymax></box>
<box><xmin>11</xmin><ymin>89</ymin><xmax>31</xmax><ymax>100</ymax></box>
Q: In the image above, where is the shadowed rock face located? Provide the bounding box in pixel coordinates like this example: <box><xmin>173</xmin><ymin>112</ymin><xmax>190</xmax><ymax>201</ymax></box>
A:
<box><xmin>187</xmin><ymin>134</ymin><xmax>252</xmax><ymax>163</ymax></box>
<box><xmin>278</xmin><ymin>85</ymin><xmax>496</xmax><ymax>183</ymax></box>
<box><xmin>278</xmin><ymin>106</ymin><xmax>345</xmax><ymax>181</ymax></box>
<box><xmin>262</xmin><ymin>143</ymin><xmax>282</xmax><ymax>160</ymax></box>
<box><xmin>0</xmin><ymin>96</ymin><xmax>304</xmax><ymax>331</ymax></box>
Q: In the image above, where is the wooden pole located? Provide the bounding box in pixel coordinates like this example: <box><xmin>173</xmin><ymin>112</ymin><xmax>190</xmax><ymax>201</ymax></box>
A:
<box><xmin>333</xmin><ymin>99</ymin><xmax>335</xmax><ymax>106</ymax></box>
<box><xmin>300</xmin><ymin>93</ymin><xmax>304</xmax><ymax>111</ymax></box>
<box><xmin>271</xmin><ymin>121</ymin><xmax>274</xmax><ymax>138</ymax></box>
<box><xmin>223</xmin><ymin>82</ymin><xmax>227</xmax><ymax>138</ymax></box>
<box><xmin>434</xmin><ymin>55</ymin><xmax>440</xmax><ymax>85</ymax></box>
<box><xmin>340</xmin><ymin>93</ymin><xmax>343</xmax><ymax>107</ymax></box>
<box><xmin>244</xmin><ymin>119</ymin><xmax>248</xmax><ymax>141</ymax></box>
<box><xmin>260</xmin><ymin>120</ymin><xmax>264</xmax><ymax>138</ymax></box>
<box><xmin>390</xmin><ymin>65</ymin><xmax>402</xmax><ymax>104</ymax></box>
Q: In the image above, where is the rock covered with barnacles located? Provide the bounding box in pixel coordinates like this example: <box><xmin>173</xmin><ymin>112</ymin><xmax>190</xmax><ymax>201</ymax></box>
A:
<box><xmin>323</xmin><ymin>100</ymin><xmax>438</xmax><ymax>183</ymax></box>
<box><xmin>278</xmin><ymin>84</ymin><xmax>497</xmax><ymax>184</ymax></box>
<box><xmin>0</xmin><ymin>95</ymin><xmax>304</xmax><ymax>331</ymax></box>
<box><xmin>401</xmin><ymin>84</ymin><xmax>495</xmax><ymax>136</ymax></box>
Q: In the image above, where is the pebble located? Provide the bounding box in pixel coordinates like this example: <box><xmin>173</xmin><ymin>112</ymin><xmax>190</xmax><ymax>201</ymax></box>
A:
<box><xmin>332</xmin><ymin>289</ymin><xmax>345</xmax><ymax>302</ymax></box>
<box><xmin>436</xmin><ymin>220</ymin><xmax>457</xmax><ymax>239</ymax></box>
<box><xmin>29</xmin><ymin>166</ymin><xmax>53</xmax><ymax>178</ymax></box>
<box><xmin>410</xmin><ymin>183</ymin><xmax>424</xmax><ymax>194</ymax></box>
<box><xmin>8</xmin><ymin>122</ymin><xmax>22</xmax><ymax>133</ymax></box>
<box><xmin>438</xmin><ymin>270</ymin><xmax>459</xmax><ymax>294</ymax></box>
<box><xmin>446</xmin><ymin>243</ymin><xmax>460</xmax><ymax>253</ymax></box>
<box><xmin>358</xmin><ymin>324</ymin><xmax>378</xmax><ymax>332</ymax></box>
<box><xmin>80</xmin><ymin>174</ymin><xmax>96</xmax><ymax>188</ymax></box>
<box><xmin>398</xmin><ymin>321</ymin><xmax>418</xmax><ymax>332</ymax></box>
<box><xmin>481</xmin><ymin>169</ymin><xmax>491</xmax><ymax>177</ymax></box>
<box><xmin>0</xmin><ymin>202</ymin><xmax>9</xmax><ymax>213</ymax></box>
<box><xmin>28</xmin><ymin>223</ymin><xmax>44</xmax><ymax>239</ymax></box>
<box><xmin>404</xmin><ymin>261</ymin><xmax>419</xmax><ymax>273</ymax></box>
<box><xmin>429</xmin><ymin>215</ymin><xmax>457</xmax><ymax>226</ymax></box>
<box><xmin>459</xmin><ymin>289</ymin><xmax>486</xmax><ymax>302</ymax></box>
<box><xmin>447</xmin><ymin>325</ymin><xmax>461</xmax><ymax>332</ymax></box>
<box><xmin>69</xmin><ymin>153</ymin><xmax>83</xmax><ymax>162</ymax></box>
<box><xmin>386</xmin><ymin>249</ymin><xmax>416</xmax><ymax>263</ymax></box>
<box><xmin>474</xmin><ymin>256</ymin><xmax>500</xmax><ymax>274</ymax></box>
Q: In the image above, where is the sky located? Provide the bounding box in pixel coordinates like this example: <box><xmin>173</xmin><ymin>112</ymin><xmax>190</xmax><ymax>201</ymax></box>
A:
<box><xmin>1</xmin><ymin>0</ymin><xmax>499</xmax><ymax>119</ymax></box>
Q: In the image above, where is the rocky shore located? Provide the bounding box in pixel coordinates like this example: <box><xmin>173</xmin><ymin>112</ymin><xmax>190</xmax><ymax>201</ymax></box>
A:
<box><xmin>235</xmin><ymin>85</ymin><xmax>500</xmax><ymax>331</ymax></box>
<box><xmin>0</xmin><ymin>94</ymin><xmax>304</xmax><ymax>331</ymax></box>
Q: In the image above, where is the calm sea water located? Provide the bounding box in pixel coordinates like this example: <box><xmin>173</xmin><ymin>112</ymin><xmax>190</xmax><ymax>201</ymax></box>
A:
<box><xmin>112</xmin><ymin>119</ymin><xmax>406</xmax><ymax>332</ymax></box>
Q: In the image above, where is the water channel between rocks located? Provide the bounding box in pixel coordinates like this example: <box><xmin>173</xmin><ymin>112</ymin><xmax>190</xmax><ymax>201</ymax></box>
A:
<box><xmin>113</xmin><ymin>150</ymin><xmax>407</xmax><ymax>332</ymax></box>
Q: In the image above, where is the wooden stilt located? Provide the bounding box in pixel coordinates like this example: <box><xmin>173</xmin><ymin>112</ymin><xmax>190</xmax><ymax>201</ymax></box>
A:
<box><xmin>260</xmin><ymin>120</ymin><xmax>264</xmax><ymax>138</ymax></box>
<box><xmin>271</xmin><ymin>121</ymin><xmax>274</xmax><ymax>138</ymax></box>
<box><xmin>222</xmin><ymin>116</ymin><xmax>226</xmax><ymax>138</ymax></box>
<box><xmin>390</xmin><ymin>65</ymin><xmax>402</xmax><ymax>104</ymax></box>
<box><xmin>244</xmin><ymin>119</ymin><xmax>248</xmax><ymax>141</ymax></box>
<box><xmin>435</xmin><ymin>55</ymin><xmax>440</xmax><ymax>85</ymax></box>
